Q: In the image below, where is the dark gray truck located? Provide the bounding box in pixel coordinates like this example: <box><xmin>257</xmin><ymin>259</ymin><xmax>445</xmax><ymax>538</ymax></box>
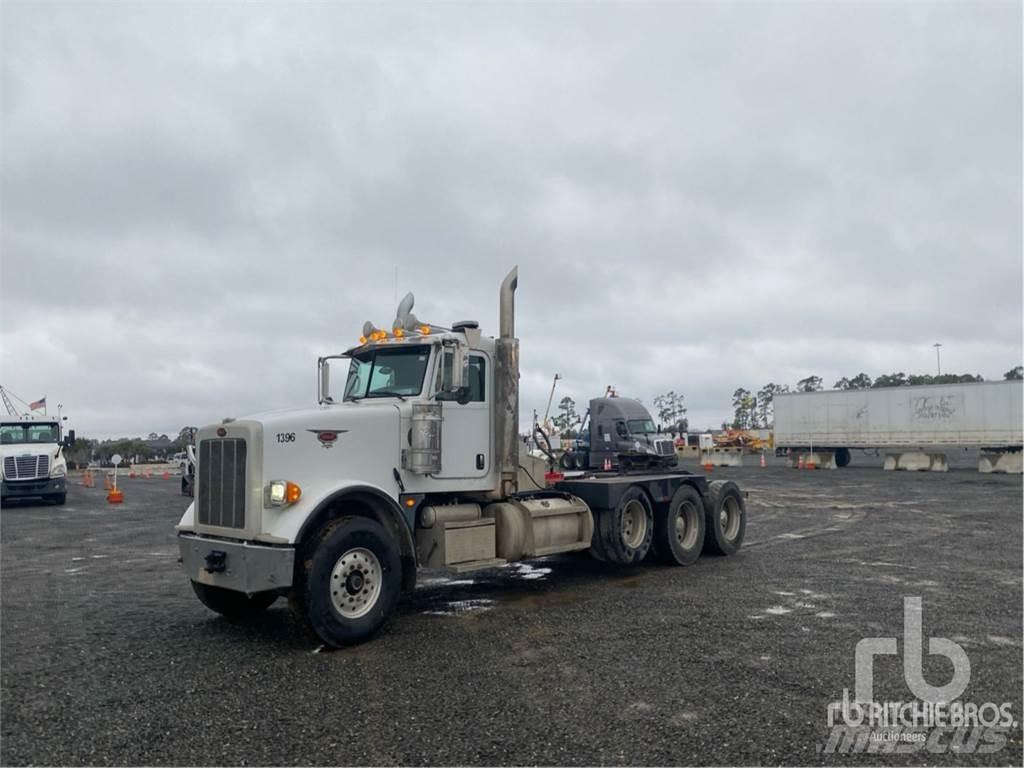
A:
<box><xmin>559</xmin><ymin>396</ymin><xmax>678</xmax><ymax>471</ymax></box>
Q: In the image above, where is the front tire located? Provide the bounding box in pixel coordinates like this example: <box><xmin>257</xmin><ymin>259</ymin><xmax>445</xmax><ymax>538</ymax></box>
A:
<box><xmin>50</xmin><ymin>493</ymin><xmax>67</xmax><ymax>506</ymax></box>
<box><xmin>652</xmin><ymin>484</ymin><xmax>705</xmax><ymax>565</ymax></box>
<box><xmin>191</xmin><ymin>581</ymin><xmax>278</xmax><ymax>620</ymax></box>
<box><xmin>702</xmin><ymin>480</ymin><xmax>746</xmax><ymax>556</ymax></box>
<box><xmin>291</xmin><ymin>516</ymin><xmax>401</xmax><ymax>647</ymax></box>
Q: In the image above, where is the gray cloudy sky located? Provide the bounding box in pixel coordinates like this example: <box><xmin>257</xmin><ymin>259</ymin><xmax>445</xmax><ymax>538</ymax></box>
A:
<box><xmin>1</xmin><ymin>2</ymin><xmax>1021</xmax><ymax>438</ymax></box>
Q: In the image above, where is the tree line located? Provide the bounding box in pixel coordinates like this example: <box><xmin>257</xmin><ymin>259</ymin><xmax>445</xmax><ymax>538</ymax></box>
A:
<box><xmin>730</xmin><ymin>366</ymin><xmax>1022</xmax><ymax>430</ymax></box>
<box><xmin>62</xmin><ymin>426</ymin><xmax>196</xmax><ymax>467</ymax></box>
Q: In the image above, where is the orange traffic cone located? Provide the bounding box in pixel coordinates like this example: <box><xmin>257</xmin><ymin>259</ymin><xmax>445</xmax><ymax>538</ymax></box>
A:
<box><xmin>162</xmin><ymin>471</ymin><xmax>170</xmax><ymax>480</ymax></box>
<box><xmin>797</xmin><ymin>455</ymin><xmax>805</xmax><ymax>470</ymax></box>
<box><xmin>104</xmin><ymin>474</ymin><xmax>113</xmax><ymax>490</ymax></box>
<box><xmin>760</xmin><ymin>453</ymin><xmax>766</xmax><ymax>468</ymax></box>
<box><xmin>107</xmin><ymin>469</ymin><xmax>123</xmax><ymax>503</ymax></box>
<box><xmin>703</xmin><ymin>454</ymin><xmax>713</xmax><ymax>472</ymax></box>
<box><xmin>83</xmin><ymin>470</ymin><xmax>93</xmax><ymax>488</ymax></box>
<box><xmin>128</xmin><ymin>470</ymin><xmax>136</xmax><ymax>478</ymax></box>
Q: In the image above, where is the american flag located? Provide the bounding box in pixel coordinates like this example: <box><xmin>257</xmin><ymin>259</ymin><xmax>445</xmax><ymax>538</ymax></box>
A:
<box><xmin>29</xmin><ymin>396</ymin><xmax>46</xmax><ymax>411</ymax></box>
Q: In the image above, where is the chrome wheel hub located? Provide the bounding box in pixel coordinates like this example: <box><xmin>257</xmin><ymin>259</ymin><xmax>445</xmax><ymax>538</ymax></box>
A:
<box><xmin>675</xmin><ymin>502</ymin><xmax>699</xmax><ymax>549</ymax></box>
<box><xmin>330</xmin><ymin>547</ymin><xmax>381</xmax><ymax>620</ymax></box>
<box><xmin>620</xmin><ymin>499</ymin><xmax>648</xmax><ymax>550</ymax></box>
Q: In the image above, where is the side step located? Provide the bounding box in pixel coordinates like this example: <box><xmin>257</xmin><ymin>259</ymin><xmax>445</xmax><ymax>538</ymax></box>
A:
<box><xmin>447</xmin><ymin>557</ymin><xmax>508</xmax><ymax>574</ymax></box>
<box><xmin>532</xmin><ymin>541</ymin><xmax>590</xmax><ymax>557</ymax></box>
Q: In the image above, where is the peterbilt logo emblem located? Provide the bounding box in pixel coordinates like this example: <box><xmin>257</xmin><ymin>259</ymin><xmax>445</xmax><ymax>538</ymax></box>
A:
<box><xmin>308</xmin><ymin>429</ymin><xmax>348</xmax><ymax>448</ymax></box>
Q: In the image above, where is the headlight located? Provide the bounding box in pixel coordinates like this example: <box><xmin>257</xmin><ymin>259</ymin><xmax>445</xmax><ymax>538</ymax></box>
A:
<box><xmin>267</xmin><ymin>480</ymin><xmax>301</xmax><ymax>507</ymax></box>
<box><xmin>51</xmin><ymin>464</ymin><xmax>66</xmax><ymax>478</ymax></box>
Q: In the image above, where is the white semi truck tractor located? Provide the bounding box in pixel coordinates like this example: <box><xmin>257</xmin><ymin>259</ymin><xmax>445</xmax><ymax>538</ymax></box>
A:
<box><xmin>1</xmin><ymin>414</ymin><xmax>75</xmax><ymax>505</ymax></box>
<box><xmin>176</xmin><ymin>268</ymin><xmax>747</xmax><ymax>646</ymax></box>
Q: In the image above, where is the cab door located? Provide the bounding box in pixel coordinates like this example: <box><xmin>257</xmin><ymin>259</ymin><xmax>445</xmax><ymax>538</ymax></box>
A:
<box><xmin>436</xmin><ymin>353</ymin><xmax>491</xmax><ymax>479</ymax></box>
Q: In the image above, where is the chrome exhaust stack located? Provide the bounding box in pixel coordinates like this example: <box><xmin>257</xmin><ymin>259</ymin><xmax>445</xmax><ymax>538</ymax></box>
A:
<box><xmin>494</xmin><ymin>266</ymin><xmax>519</xmax><ymax>497</ymax></box>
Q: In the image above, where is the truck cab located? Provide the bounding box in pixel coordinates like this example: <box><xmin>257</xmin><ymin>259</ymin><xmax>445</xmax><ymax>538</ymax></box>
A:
<box><xmin>563</xmin><ymin>397</ymin><xmax>677</xmax><ymax>470</ymax></box>
<box><xmin>176</xmin><ymin>279</ymin><xmax>530</xmax><ymax>644</ymax></box>
<box><xmin>0</xmin><ymin>416</ymin><xmax>75</xmax><ymax>505</ymax></box>
<box><xmin>176</xmin><ymin>268</ymin><xmax>747</xmax><ymax>647</ymax></box>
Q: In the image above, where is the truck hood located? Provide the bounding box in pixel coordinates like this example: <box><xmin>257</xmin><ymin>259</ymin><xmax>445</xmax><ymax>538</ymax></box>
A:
<box><xmin>0</xmin><ymin>443</ymin><xmax>60</xmax><ymax>460</ymax></box>
<box><xmin>234</xmin><ymin>400</ymin><xmax>401</xmax><ymax>430</ymax></box>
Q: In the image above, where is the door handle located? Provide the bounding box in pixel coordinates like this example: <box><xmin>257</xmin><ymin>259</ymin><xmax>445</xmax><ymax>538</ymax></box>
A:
<box><xmin>476</xmin><ymin>454</ymin><xmax>485</xmax><ymax>470</ymax></box>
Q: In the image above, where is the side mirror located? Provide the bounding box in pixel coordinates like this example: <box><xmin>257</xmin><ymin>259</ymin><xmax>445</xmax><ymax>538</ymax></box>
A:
<box><xmin>64</xmin><ymin>429</ymin><xmax>76</xmax><ymax>448</ymax></box>
<box><xmin>438</xmin><ymin>341</ymin><xmax>469</xmax><ymax>394</ymax></box>
<box><xmin>318</xmin><ymin>358</ymin><xmax>332</xmax><ymax>404</ymax></box>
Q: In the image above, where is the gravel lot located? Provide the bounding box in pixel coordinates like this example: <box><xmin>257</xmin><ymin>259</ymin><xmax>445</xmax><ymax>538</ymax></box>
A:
<box><xmin>2</xmin><ymin>462</ymin><xmax>1021</xmax><ymax>766</ymax></box>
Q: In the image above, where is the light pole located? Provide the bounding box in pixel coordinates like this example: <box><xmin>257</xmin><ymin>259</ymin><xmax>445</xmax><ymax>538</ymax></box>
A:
<box><xmin>933</xmin><ymin>343</ymin><xmax>942</xmax><ymax>376</ymax></box>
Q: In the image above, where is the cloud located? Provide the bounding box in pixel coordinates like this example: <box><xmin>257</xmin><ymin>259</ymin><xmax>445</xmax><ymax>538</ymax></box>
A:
<box><xmin>1</xmin><ymin>2</ymin><xmax>1020</xmax><ymax>437</ymax></box>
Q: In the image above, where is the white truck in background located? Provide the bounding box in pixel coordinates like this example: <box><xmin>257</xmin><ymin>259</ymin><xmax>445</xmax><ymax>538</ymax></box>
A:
<box><xmin>773</xmin><ymin>380</ymin><xmax>1023</xmax><ymax>469</ymax></box>
<box><xmin>1</xmin><ymin>415</ymin><xmax>76</xmax><ymax>505</ymax></box>
<box><xmin>176</xmin><ymin>268</ymin><xmax>748</xmax><ymax>647</ymax></box>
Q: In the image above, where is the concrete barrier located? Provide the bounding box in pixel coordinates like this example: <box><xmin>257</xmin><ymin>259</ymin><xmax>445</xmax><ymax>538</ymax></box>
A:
<box><xmin>702</xmin><ymin>447</ymin><xmax>744</xmax><ymax>467</ymax></box>
<box><xmin>883</xmin><ymin>452</ymin><xmax>948</xmax><ymax>472</ymax></box>
<box><xmin>788</xmin><ymin>452</ymin><xmax>837</xmax><ymax>470</ymax></box>
<box><xmin>978</xmin><ymin>450</ymin><xmax>1023</xmax><ymax>474</ymax></box>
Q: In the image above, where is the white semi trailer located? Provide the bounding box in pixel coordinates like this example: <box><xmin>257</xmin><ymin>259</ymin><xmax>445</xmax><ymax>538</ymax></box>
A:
<box><xmin>773</xmin><ymin>381</ymin><xmax>1023</xmax><ymax>468</ymax></box>
<box><xmin>176</xmin><ymin>268</ymin><xmax>748</xmax><ymax>646</ymax></box>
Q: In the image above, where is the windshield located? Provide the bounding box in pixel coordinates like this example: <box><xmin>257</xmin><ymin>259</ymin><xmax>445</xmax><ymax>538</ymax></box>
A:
<box><xmin>0</xmin><ymin>423</ymin><xmax>59</xmax><ymax>445</ymax></box>
<box><xmin>344</xmin><ymin>345</ymin><xmax>431</xmax><ymax>400</ymax></box>
<box><xmin>627</xmin><ymin>419</ymin><xmax>657</xmax><ymax>435</ymax></box>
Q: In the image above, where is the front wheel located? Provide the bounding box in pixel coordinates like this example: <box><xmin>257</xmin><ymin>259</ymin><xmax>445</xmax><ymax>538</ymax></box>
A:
<box><xmin>191</xmin><ymin>581</ymin><xmax>278</xmax><ymax>620</ymax></box>
<box><xmin>291</xmin><ymin>516</ymin><xmax>401</xmax><ymax>647</ymax></box>
<box><xmin>50</xmin><ymin>493</ymin><xmax>67</xmax><ymax>506</ymax></box>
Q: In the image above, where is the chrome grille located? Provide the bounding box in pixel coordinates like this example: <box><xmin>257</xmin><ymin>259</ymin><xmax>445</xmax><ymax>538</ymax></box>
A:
<box><xmin>3</xmin><ymin>454</ymin><xmax>50</xmax><ymax>480</ymax></box>
<box><xmin>197</xmin><ymin>439</ymin><xmax>246</xmax><ymax>529</ymax></box>
<box><xmin>655</xmin><ymin>440</ymin><xmax>674</xmax><ymax>456</ymax></box>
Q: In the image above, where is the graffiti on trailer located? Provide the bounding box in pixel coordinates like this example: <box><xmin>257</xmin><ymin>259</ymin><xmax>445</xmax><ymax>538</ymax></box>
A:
<box><xmin>912</xmin><ymin>396</ymin><xmax>957</xmax><ymax>420</ymax></box>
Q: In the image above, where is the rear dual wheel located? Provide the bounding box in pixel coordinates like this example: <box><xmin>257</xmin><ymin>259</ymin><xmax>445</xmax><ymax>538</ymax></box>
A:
<box><xmin>702</xmin><ymin>480</ymin><xmax>746</xmax><ymax>556</ymax></box>
<box><xmin>590</xmin><ymin>486</ymin><xmax>653</xmax><ymax>564</ymax></box>
<box><xmin>651</xmin><ymin>485</ymin><xmax>705</xmax><ymax>566</ymax></box>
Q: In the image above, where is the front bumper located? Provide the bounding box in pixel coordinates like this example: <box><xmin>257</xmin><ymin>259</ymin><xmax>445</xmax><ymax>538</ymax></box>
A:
<box><xmin>2</xmin><ymin>477</ymin><xmax>66</xmax><ymax>499</ymax></box>
<box><xmin>178</xmin><ymin>533</ymin><xmax>294</xmax><ymax>594</ymax></box>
